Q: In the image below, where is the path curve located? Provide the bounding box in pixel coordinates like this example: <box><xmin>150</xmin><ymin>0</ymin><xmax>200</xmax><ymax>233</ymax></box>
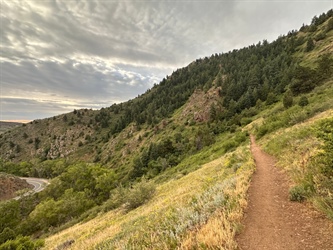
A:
<box><xmin>14</xmin><ymin>177</ymin><xmax>49</xmax><ymax>200</ymax></box>
<box><xmin>236</xmin><ymin>135</ymin><xmax>333</xmax><ymax>250</ymax></box>
<box><xmin>20</xmin><ymin>177</ymin><xmax>49</xmax><ymax>193</ymax></box>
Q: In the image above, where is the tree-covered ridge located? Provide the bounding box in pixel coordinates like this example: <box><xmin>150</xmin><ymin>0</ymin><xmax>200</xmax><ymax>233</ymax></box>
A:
<box><xmin>0</xmin><ymin>9</ymin><xmax>332</xmax><ymax>180</ymax></box>
<box><xmin>109</xmin><ymin>8</ymin><xmax>333</xmax><ymax>131</ymax></box>
<box><xmin>1</xmin><ymin>10</ymin><xmax>332</xmax><ymax>165</ymax></box>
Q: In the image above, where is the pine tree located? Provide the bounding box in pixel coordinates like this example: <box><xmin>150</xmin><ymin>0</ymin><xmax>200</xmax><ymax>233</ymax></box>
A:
<box><xmin>209</xmin><ymin>104</ymin><xmax>217</xmax><ymax>121</ymax></box>
<box><xmin>283</xmin><ymin>90</ymin><xmax>294</xmax><ymax>108</ymax></box>
<box><xmin>306</xmin><ymin>38</ymin><xmax>315</xmax><ymax>52</ymax></box>
<box><xmin>317</xmin><ymin>53</ymin><xmax>333</xmax><ymax>79</ymax></box>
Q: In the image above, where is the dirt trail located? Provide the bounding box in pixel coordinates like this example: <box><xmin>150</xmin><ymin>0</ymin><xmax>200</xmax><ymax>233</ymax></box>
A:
<box><xmin>236</xmin><ymin>135</ymin><xmax>333</xmax><ymax>250</ymax></box>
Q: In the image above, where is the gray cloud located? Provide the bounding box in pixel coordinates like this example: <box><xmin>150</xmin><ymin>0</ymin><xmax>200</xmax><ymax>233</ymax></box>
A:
<box><xmin>1</xmin><ymin>0</ymin><xmax>332</xmax><ymax>121</ymax></box>
<box><xmin>1</xmin><ymin>97</ymin><xmax>74</xmax><ymax>121</ymax></box>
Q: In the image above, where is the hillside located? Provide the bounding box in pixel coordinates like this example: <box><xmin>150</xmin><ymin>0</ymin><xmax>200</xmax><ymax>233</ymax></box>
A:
<box><xmin>0</xmin><ymin>173</ymin><xmax>32</xmax><ymax>200</ymax></box>
<box><xmin>0</xmin><ymin>121</ymin><xmax>22</xmax><ymax>134</ymax></box>
<box><xmin>0</xmin><ymin>9</ymin><xmax>332</xmax><ymax>249</ymax></box>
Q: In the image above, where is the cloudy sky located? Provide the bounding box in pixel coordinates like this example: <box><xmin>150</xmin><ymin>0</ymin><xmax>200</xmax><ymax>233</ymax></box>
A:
<box><xmin>1</xmin><ymin>0</ymin><xmax>332</xmax><ymax>122</ymax></box>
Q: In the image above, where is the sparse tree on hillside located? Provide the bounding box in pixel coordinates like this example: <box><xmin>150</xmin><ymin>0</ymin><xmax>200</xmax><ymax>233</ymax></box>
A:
<box><xmin>306</xmin><ymin>38</ymin><xmax>315</xmax><ymax>52</ymax></box>
<box><xmin>209</xmin><ymin>104</ymin><xmax>217</xmax><ymax>121</ymax></box>
<box><xmin>283</xmin><ymin>90</ymin><xmax>294</xmax><ymax>108</ymax></box>
<box><xmin>317</xmin><ymin>53</ymin><xmax>333</xmax><ymax>79</ymax></box>
<box><xmin>300</xmin><ymin>24</ymin><xmax>308</xmax><ymax>32</ymax></box>
<box><xmin>63</xmin><ymin>115</ymin><xmax>68</xmax><ymax>122</ymax></box>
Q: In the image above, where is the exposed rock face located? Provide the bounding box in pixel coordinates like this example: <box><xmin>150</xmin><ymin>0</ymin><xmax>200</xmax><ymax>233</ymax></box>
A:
<box><xmin>0</xmin><ymin>173</ymin><xmax>33</xmax><ymax>200</ymax></box>
<box><xmin>181</xmin><ymin>87</ymin><xmax>221</xmax><ymax>123</ymax></box>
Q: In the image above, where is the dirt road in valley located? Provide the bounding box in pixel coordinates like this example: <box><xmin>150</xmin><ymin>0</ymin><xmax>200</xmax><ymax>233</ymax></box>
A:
<box><xmin>13</xmin><ymin>177</ymin><xmax>49</xmax><ymax>200</ymax></box>
<box><xmin>236</xmin><ymin>135</ymin><xmax>333</xmax><ymax>250</ymax></box>
<box><xmin>20</xmin><ymin>177</ymin><xmax>49</xmax><ymax>193</ymax></box>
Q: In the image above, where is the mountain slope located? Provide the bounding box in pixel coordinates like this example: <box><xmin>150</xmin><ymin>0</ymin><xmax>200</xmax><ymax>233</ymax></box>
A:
<box><xmin>0</xmin><ymin>9</ymin><xmax>333</xmax><ymax>249</ymax></box>
<box><xmin>0</xmin><ymin>121</ymin><xmax>22</xmax><ymax>134</ymax></box>
<box><xmin>1</xmin><ymin>10</ymin><xmax>332</xmax><ymax>170</ymax></box>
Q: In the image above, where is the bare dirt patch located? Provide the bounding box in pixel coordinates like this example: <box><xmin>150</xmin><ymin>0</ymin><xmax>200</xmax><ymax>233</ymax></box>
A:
<box><xmin>236</xmin><ymin>135</ymin><xmax>333</xmax><ymax>250</ymax></box>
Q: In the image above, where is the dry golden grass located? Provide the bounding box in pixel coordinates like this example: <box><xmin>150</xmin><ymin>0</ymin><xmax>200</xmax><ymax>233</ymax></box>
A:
<box><xmin>180</xmin><ymin>211</ymin><xmax>236</xmax><ymax>250</ymax></box>
<box><xmin>255</xmin><ymin>108</ymin><xmax>332</xmax><ymax>177</ymax></box>
<box><xmin>256</xmin><ymin>108</ymin><xmax>333</xmax><ymax>216</ymax></box>
<box><xmin>44</xmin><ymin>145</ymin><xmax>254</xmax><ymax>250</ymax></box>
<box><xmin>179</xmin><ymin>164</ymin><xmax>251</xmax><ymax>250</ymax></box>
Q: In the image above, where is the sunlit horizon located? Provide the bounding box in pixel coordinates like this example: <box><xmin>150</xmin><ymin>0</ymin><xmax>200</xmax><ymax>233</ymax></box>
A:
<box><xmin>1</xmin><ymin>120</ymin><xmax>32</xmax><ymax>124</ymax></box>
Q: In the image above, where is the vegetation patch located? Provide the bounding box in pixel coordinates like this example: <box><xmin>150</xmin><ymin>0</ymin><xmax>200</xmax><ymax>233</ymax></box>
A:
<box><xmin>0</xmin><ymin>235</ymin><xmax>44</xmax><ymax>250</ymax></box>
<box><xmin>44</xmin><ymin>146</ymin><xmax>254</xmax><ymax>249</ymax></box>
<box><xmin>103</xmin><ymin>177</ymin><xmax>156</xmax><ymax>212</ymax></box>
<box><xmin>289</xmin><ymin>185</ymin><xmax>309</xmax><ymax>202</ymax></box>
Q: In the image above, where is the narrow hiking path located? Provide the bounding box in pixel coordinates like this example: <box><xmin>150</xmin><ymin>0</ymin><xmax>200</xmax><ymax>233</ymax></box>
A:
<box><xmin>236</xmin><ymin>135</ymin><xmax>333</xmax><ymax>250</ymax></box>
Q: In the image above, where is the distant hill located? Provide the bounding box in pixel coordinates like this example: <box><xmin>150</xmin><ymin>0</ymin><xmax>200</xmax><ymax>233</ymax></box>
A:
<box><xmin>0</xmin><ymin>121</ymin><xmax>22</xmax><ymax>134</ymax></box>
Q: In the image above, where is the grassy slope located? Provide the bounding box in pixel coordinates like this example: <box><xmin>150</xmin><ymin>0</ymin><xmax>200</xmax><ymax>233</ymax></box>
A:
<box><xmin>41</xmin><ymin>87</ymin><xmax>252</xmax><ymax>249</ymax></box>
<box><xmin>248</xmin><ymin>21</ymin><xmax>333</xmax><ymax>217</ymax></box>
<box><xmin>43</xmin><ymin>16</ymin><xmax>333</xmax><ymax>250</ymax></box>
<box><xmin>44</xmin><ymin>84</ymin><xmax>333</xmax><ymax>249</ymax></box>
<box><xmin>44</xmin><ymin>144</ymin><xmax>254</xmax><ymax>249</ymax></box>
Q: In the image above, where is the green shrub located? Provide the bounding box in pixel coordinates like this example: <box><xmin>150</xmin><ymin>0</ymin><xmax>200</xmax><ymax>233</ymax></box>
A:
<box><xmin>0</xmin><ymin>228</ymin><xmax>16</xmax><ymax>245</ymax></box>
<box><xmin>0</xmin><ymin>236</ymin><xmax>44</xmax><ymax>250</ymax></box>
<box><xmin>311</xmin><ymin>118</ymin><xmax>333</xmax><ymax>218</ymax></box>
<box><xmin>289</xmin><ymin>185</ymin><xmax>308</xmax><ymax>202</ymax></box>
<box><xmin>298</xmin><ymin>96</ymin><xmax>309</xmax><ymax>107</ymax></box>
<box><xmin>0</xmin><ymin>200</ymin><xmax>20</xmax><ymax>233</ymax></box>
<box><xmin>288</xmin><ymin>110</ymin><xmax>308</xmax><ymax>125</ymax></box>
<box><xmin>29</xmin><ymin>189</ymin><xmax>95</xmax><ymax>229</ymax></box>
<box><xmin>283</xmin><ymin>90</ymin><xmax>293</xmax><ymax>108</ymax></box>
<box><xmin>314</xmin><ymin>32</ymin><xmax>326</xmax><ymax>41</ymax></box>
<box><xmin>316</xmin><ymin>118</ymin><xmax>333</xmax><ymax>174</ymax></box>
<box><xmin>240</xmin><ymin>117</ymin><xmax>252</xmax><ymax>126</ymax></box>
<box><xmin>257</xmin><ymin>120</ymin><xmax>285</xmax><ymax>138</ymax></box>
<box><xmin>104</xmin><ymin>178</ymin><xmax>156</xmax><ymax>212</ymax></box>
<box><xmin>305</xmin><ymin>38</ymin><xmax>315</xmax><ymax>51</ymax></box>
<box><xmin>103</xmin><ymin>185</ymin><xmax>127</xmax><ymax>211</ymax></box>
<box><xmin>125</xmin><ymin>178</ymin><xmax>156</xmax><ymax>210</ymax></box>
